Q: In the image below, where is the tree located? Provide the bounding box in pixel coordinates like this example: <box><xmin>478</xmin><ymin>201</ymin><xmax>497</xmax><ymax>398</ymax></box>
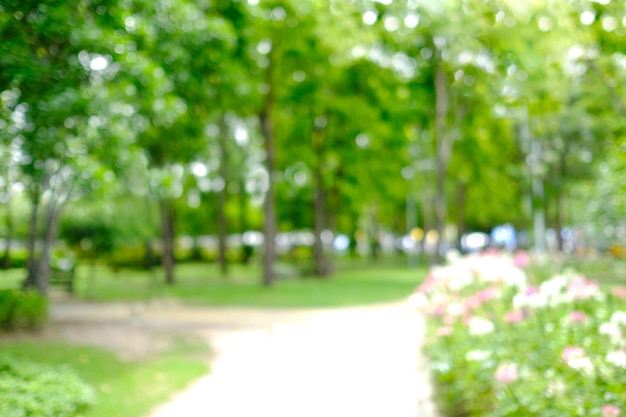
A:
<box><xmin>111</xmin><ymin>0</ymin><xmax>239</xmax><ymax>284</ymax></box>
<box><xmin>0</xmin><ymin>0</ymin><xmax>126</xmax><ymax>294</ymax></box>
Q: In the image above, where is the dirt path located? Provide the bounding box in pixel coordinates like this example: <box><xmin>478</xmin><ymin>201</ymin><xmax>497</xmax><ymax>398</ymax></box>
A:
<box><xmin>47</xmin><ymin>299</ymin><xmax>440</xmax><ymax>417</ymax></box>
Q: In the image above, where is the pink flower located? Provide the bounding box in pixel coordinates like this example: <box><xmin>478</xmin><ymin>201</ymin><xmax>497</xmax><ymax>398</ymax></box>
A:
<box><xmin>569</xmin><ymin>311</ymin><xmax>588</xmax><ymax>323</ymax></box>
<box><xmin>437</xmin><ymin>326</ymin><xmax>453</xmax><ymax>337</ymax></box>
<box><xmin>562</xmin><ymin>346</ymin><xmax>586</xmax><ymax>363</ymax></box>
<box><xmin>417</xmin><ymin>275</ymin><xmax>436</xmax><ymax>293</ymax></box>
<box><xmin>504</xmin><ymin>310</ymin><xmax>525</xmax><ymax>323</ymax></box>
<box><xmin>513</xmin><ymin>251</ymin><xmax>530</xmax><ymax>268</ymax></box>
<box><xmin>464</xmin><ymin>287</ymin><xmax>501</xmax><ymax>311</ymax></box>
<box><xmin>612</xmin><ymin>286</ymin><xmax>626</xmax><ymax>300</ymax></box>
<box><xmin>464</xmin><ymin>295</ymin><xmax>481</xmax><ymax>310</ymax></box>
<box><xmin>431</xmin><ymin>305</ymin><xmax>446</xmax><ymax>316</ymax></box>
<box><xmin>602</xmin><ymin>404</ymin><xmax>621</xmax><ymax>417</ymax></box>
<box><xmin>478</xmin><ymin>286</ymin><xmax>501</xmax><ymax>302</ymax></box>
<box><xmin>495</xmin><ymin>363</ymin><xmax>518</xmax><ymax>383</ymax></box>
<box><xmin>525</xmin><ymin>286</ymin><xmax>540</xmax><ymax>296</ymax></box>
<box><xmin>567</xmin><ymin>276</ymin><xmax>600</xmax><ymax>300</ymax></box>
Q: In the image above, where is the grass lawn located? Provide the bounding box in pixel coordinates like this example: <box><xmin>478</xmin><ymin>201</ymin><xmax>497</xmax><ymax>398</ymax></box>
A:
<box><xmin>0</xmin><ymin>258</ymin><xmax>427</xmax><ymax>308</ymax></box>
<box><xmin>0</xmin><ymin>341</ymin><xmax>208</xmax><ymax>417</ymax></box>
<box><xmin>2</xmin><ymin>255</ymin><xmax>623</xmax><ymax>307</ymax></box>
<box><xmin>73</xmin><ymin>260</ymin><xmax>427</xmax><ymax>307</ymax></box>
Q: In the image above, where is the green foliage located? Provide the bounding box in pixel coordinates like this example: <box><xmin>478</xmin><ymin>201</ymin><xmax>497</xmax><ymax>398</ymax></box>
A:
<box><xmin>2</xmin><ymin>0</ymin><xmax>626</xmax><ymax>287</ymax></box>
<box><xmin>173</xmin><ymin>244</ymin><xmax>244</xmax><ymax>264</ymax></box>
<box><xmin>571</xmin><ymin>137</ymin><xmax>626</xmax><ymax>247</ymax></box>
<box><xmin>414</xmin><ymin>252</ymin><xmax>626</xmax><ymax>417</ymax></box>
<box><xmin>60</xmin><ymin>218</ymin><xmax>116</xmax><ymax>259</ymax></box>
<box><xmin>0</xmin><ymin>356</ymin><xmax>95</xmax><ymax>417</ymax></box>
<box><xmin>0</xmin><ymin>342</ymin><xmax>208</xmax><ymax>417</ymax></box>
<box><xmin>107</xmin><ymin>245</ymin><xmax>159</xmax><ymax>270</ymax></box>
<box><xmin>0</xmin><ymin>290</ymin><xmax>14</xmax><ymax>327</ymax></box>
<box><xmin>0</xmin><ymin>249</ymin><xmax>29</xmax><ymax>270</ymax></box>
<box><xmin>0</xmin><ymin>290</ymin><xmax>47</xmax><ymax>330</ymax></box>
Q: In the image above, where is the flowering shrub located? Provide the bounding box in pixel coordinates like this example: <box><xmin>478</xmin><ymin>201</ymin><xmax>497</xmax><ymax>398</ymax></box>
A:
<box><xmin>411</xmin><ymin>251</ymin><xmax>626</xmax><ymax>417</ymax></box>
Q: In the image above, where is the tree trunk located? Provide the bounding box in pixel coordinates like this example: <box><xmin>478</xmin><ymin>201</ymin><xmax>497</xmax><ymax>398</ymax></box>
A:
<box><xmin>35</xmin><ymin>198</ymin><xmax>62</xmax><ymax>295</ymax></box>
<box><xmin>24</xmin><ymin>172</ymin><xmax>75</xmax><ymax>294</ymax></box>
<box><xmin>1</xmin><ymin>196</ymin><xmax>14</xmax><ymax>269</ymax></box>
<box><xmin>260</xmin><ymin>52</ymin><xmax>277</xmax><ymax>287</ymax></box>
<box><xmin>159</xmin><ymin>199</ymin><xmax>175</xmax><ymax>285</ymax></box>
<box><xmin>313</xmin><ymin>162</ymin><xmax>329</xmax><ymax>277</ymax></box>
<box><xmin>312</xmin><ymin>124</ymin><xmax>330</xmax><ymax>277</ymax></box>
<box><xmin>23</xmin><ymin>188</ymin><xmax>41</xmax><ymax>289</ymax></box>
<box><xmin>434</xmin><ymin>55</ymin><xmax>450</xmax><ymax>265</ymax></box>
<box><xmin>555</xmin><ymin>189</ymin><xmax>566</xmax><ymax>252</ymax></box>
<box><xmin>455</xmin><ymin>181</ymin><xmax>467</xmax><ymax>250</ymax></box>
<box><xmin>239</xmin><ymin>178</ymin><xmax>252</xmax><ymax>264</ymax></box>
<box><xmin>370</xmin><ymin>206</ymin><xmax>380</xmax><ymax>262</ymax></box>
<box><xmin>217</xmin><ymin>115</ymin><xmax>229</xmax><ymax>276</ymax></box>
<box><xmin>325</xmin><ymin>181</ymin><xmax>340</xmax><ymax>275</ymax></box>
<box><xmin>531</xmin><ymin>139</ymin><xmax>546</xmax><ymax>253</ymax></box>
<box><xmin>144</xmin><ymin>238</ymin><xmax>155</xmax><ymax>269</ymax></box>
<box><xmin>555</xmin><ymin>150</ymin><xmax>568</xmax><ymax>253</ymax></box>
<box><xmin>143</xmin><ymin>195</ymin><xmax>155</xmax><ymax>269</ymax></box>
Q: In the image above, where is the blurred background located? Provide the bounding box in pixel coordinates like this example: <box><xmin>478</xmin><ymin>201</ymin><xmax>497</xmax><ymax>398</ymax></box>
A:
<box><xmin>1</xmin><ymin>3</ymin><xmax>626</xmax><ymax>417</ymax></box>
<box><xmin>0</xmin><ymin>0</ymin><xmax>625</xmax><ymax>293</ymax></box>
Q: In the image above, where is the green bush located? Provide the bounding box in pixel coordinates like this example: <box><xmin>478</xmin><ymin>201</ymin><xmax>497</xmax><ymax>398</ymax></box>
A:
<box><xmin>0</xmin><ymin>290</ymin><xmax>15</xmax><ymax>327</ymax></box>
<box><xmin>108</xmin><ymin>245</ymin><xmax>160</xmax><ymax>269</ymax></box>
<box><xmin>0</xmin><ymin>249</ymin><xmax>29</xmax><ymax>270</ymax></box>
<box><xmin>0</xmin><ymin>290</ymin><xmax>47</xmax><ymax>330</ymax></box>
<box><xmin>11</xmin><ymin>291</ymin><xmax>48</xmax><ymax>330</ymax></box>
<box><xmin>0</xmin><ymin>356</ymin><xmax>95</xmax><ymax>417</ymax></box>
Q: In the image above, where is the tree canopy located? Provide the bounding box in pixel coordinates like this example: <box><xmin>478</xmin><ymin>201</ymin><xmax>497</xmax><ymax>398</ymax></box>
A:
<box><xmin>1</xmin><ymin>0</ymin><xmax>625</xmax><ymax>291</ymax></box>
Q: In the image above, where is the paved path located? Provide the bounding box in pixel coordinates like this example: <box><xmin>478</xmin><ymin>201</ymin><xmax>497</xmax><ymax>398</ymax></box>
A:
<box><xmin>50</xmin><ymin>300</ymin><xmax>440</xmax><ymax>417</ymax></box>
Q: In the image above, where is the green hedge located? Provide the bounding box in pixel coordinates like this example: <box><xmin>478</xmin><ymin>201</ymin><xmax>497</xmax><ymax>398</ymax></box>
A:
<box><xmin>0</xmin><ymin>290</ymin><xmax>47</xmax><ymax>330</ymax></box>
<box><xmin>0</xmin><ymin>249</ymin><xmax>29</xmax><ymax>270</ymax></box>
<box><xmin>0</xmin><ymin>356</ymin><xmax>95</xmax><ymax>417</ymax></box>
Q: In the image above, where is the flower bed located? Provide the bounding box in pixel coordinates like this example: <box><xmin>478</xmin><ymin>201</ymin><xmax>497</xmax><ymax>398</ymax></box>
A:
<box><xmin>411</xmin><ymin>251</ymin><xmax>626</xmax><ymax>417</ymax></box>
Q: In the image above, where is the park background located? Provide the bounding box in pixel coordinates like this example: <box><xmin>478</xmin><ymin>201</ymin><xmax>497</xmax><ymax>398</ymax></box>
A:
<box><xmin>1</xmin><ymin>0</ymin><xmax>625</xmax><ymax>416</ymax></box>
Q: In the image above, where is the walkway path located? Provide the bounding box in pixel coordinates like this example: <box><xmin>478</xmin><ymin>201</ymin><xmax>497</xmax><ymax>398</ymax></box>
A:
<box><xmin>49</xmin><ymin>300</ymin><xmax>440</xmax><ymax>417</ymax></box>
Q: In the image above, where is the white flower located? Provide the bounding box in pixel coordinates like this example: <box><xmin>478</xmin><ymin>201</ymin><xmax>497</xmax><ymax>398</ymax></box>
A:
<box><xmin>540</xmin><ymin>275</ymin><xmax>568</xmax><ymax>298</ymax></box>
<box><xmin>513</xmin><ymin>292</ymin><xmax>548</xmax><ymax>309</ymax></box>
<box><xmin>600</xmin><ymin>322</ymin><xmax>624</xmax><ymax>343</ymax></box>
<box><xmin>567</xmin><ymin>357</ymin><xmax>594</xmax><ymax>374</ymax></box>
<box><xmin>446</xmin><ymin>302</ymin><xmax>465</xmax><ymax>316</ymax></box>
<box><xmin>468</xmin><ymin>317</ymin><xmax>495</xmax><ymax>335</ymax></box>
<box><xmin>447</xmin><ymin>271</ymin><xmax>475</xmax><ymax>291</ymax></box>
<box><xmin>501</xmin><ymin>268</ymin><xmax>527</xmax><ymax>289</ymax></box>
<box><xmin>606</xmin><ymin>351</ymin><xmax>626</xmax><ymax>368</ymax></box>
<box><xmin>528</xmin><ymin>292</ymin><xmax>548</xmax><ymax>308</ymax></box>
<box><xmin>611</xmin><ymin>311</ymin><xmax>626</xmax><ymax>326</ymax></box>
<box><xmin>466</xmin><ymin>349</ymin><xmax>491</xmax><ymax>362</ymax></box>
<box><xmin>430</xmin><ymin>264</ymin><xmax>475</xmax><ymax>291</ymax></box>
<box><xmin>513</xmin><ymin>293</ymin><xmax>527</xmax><ymax>309</ymax></box>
